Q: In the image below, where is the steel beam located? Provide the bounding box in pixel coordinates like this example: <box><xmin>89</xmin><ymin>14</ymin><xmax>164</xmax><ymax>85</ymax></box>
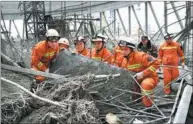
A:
<box><xmin>173</xmin><ymin>85</ymin><xmax>192</xmax><ymax>123</ymax></box>
<box><xmin>148</xmin><ymin>2</ymin><xmax>164</xmax><ymax>37</ymax></box>
<box><xmin>8</xmin><ymin>20</ymin><xmax>11</xmax><ymax>38</ymax></box>
<box><xmin>102</xmin><ymin>12</ymin><xmax>116</xmax><ymax>40</ymax></box>
<box><xmin>128</xmin><ymin>6</ymin><xmax>131</xmax><ymax>36</ymax></box>
<box><xmin>74</xmin><ymin>14</ymin><xmax>77</xmax><ymax>31</ymax></box>
<box><xmin>1</xmin><ymin>1</ymin><xmax>144</xmax><ymax>20</ymax></box>
<box><xmin>100</xmin><ymin>12</ymin><xmax>102</xmax><ymax>30</ymax></box>
<box><xmin>191</xmin><ymin>1</ymin><xmax>193</xmax><ymax>78</ymax></box>
<box><xmin>145</xmin><ymin>2</ymin><xmax>148</xmax><ymax>35</ymax></box>
<box><xmin>170</xmin><ymin>2</ymin><xmax>184</xmax><ymax>30</ymax></box>
<box><xmin>12</xmin><ymin>20</ymin><xmax>21</xmax><ymax>39</ymax></box>
<box><xmin>49</xmin><ymin>1</ymin><xmax>52</xmax><ymax>14</ymax></box>
<box><xmin>116</xmin><ymin>9</ymin><xmax>128</xmax><ymax>36</ymax></box>
<box><xmin>114</xmin><ymin>9</ymin><xmax>116</xmax><ymax>36</ymax></box>
<box><xmin>131</xmin><ymin>6</ymin><xmax>143</xmax><ymax>35</ymax></box>
<box><xmin>75</xmin><ymin>21</ymin><xmax>84</xmax><ymax>37</ymax></box>
<box><xmin>164</xmin><ymin>1</ymin><xmax>168</xmax><ymax>33</ymax></box>
<box><xmin>21</xmin><ymin>1</ymin><xmax>46</xmax><ymax>41</ymax></box>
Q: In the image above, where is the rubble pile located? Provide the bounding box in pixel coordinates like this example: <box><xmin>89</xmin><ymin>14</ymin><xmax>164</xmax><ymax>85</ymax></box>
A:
<box><xmin>1</xmin><ymin>50</ymin><xmax>180</xmax><ymax>124</ymax></box>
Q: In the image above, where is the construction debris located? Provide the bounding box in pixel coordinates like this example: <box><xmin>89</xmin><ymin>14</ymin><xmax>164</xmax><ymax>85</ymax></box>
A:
<box><xmin>1</xmin><ymin>50</ymin><xmax>192</xmax><ymax>124</ymax></box>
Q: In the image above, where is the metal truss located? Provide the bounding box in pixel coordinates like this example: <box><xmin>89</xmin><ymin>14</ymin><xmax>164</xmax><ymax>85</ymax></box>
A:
<box><xmin>19</xmin><ymin>1</ymin><xmax>46</xmax><ymax>42</ymax></box>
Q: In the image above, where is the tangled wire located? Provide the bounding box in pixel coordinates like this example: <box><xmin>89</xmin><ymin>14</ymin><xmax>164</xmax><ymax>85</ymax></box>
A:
<box><xmin>1</xmin><ymin>94</ymin><xmax>33</xmax><ymax>124</ymax></box>
<box><xmin>1</xmin><ymin>75</ymin><xmax>101</xmax><ymax>124</ymax></box>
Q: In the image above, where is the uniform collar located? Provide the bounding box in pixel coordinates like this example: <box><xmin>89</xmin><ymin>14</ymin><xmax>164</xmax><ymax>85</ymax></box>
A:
<box><xmin>125</xmin><ymin>51</ymin><xmax>134</xmax><ymax>62</ymax></box>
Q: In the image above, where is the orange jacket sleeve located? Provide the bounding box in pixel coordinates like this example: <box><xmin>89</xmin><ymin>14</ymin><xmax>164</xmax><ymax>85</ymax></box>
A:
<box><xmin>31</xmin><ymin>45</ymin><xmax>47</xmax><ymax>71</ymax></box>
<box><xmin>103</xmin><ymin>48</ymin><xmax>113</xmax><ymax>64</ymax></box>
<box><xmin>176</xmin><ymin>43</ymin><xmax>185</xmax><ymax>63</ymax></box>
<box><xmin>158</xmin><ymin>44</ymin><xmax>163</xmax><ymax>63</ymax></box>
<box><xmin>141</xmin><ymin>54</ymin><xmax>161</xmax><ymax>77</ymax></box>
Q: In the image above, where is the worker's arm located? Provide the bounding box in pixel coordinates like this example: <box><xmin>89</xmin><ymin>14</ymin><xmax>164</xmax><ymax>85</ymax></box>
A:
<box><xmin>177</xmin><ymin>43</ymin><xmax>185</xmax><ymax>63</ymax></box>
<box><xmin>142</xmin><ymin>54</ymin><xmax>161</xmax><ymax>77</ymax></box>
<box><xmin>103</xmin><ymin>48</ymin><xmax>113</xmax><ymax>64</ymax></box>
<box><xmin>157</xmin><ymin>45</ymin><xmax>163</xmax><ymax>63</ymax></box>
<box><xmin>31</xmin><ymin>46</ymin><xmax>47</xmax><ymax>71</ymax></box>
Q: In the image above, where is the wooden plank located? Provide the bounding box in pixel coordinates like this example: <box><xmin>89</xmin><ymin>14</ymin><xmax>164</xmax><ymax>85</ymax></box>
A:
<box><xmin>1</xmin><ymin>64</ymin><xmax>65</xmax><ymax>79</ymax></box>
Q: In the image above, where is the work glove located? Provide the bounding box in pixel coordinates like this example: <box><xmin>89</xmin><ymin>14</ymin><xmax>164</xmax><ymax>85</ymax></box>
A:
<box><xmin>181</xmin><ymin>62</ymin><xmax>185</xmax><ymax>69</ymax></box>
<box><xmin>136</xmin><ymin>71</ymin><xmax>144</xmax><ymax>80</ymax></box>
<box><xmin>106</xmin><ymin>113</ymin><xmax>122</xmax><ymax>124</ymax></box>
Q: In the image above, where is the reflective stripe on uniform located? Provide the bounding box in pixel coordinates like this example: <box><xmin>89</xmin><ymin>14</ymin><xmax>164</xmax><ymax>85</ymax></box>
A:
<box><xmin>165</xmin><ymin>84</ymin><xmax>170</xmax><ymax>89</ymax></box>
<box><xmin>43</xmin><ymin>52</ymin><xmax>55</xmax><ymax>57</ymax></box>
<box><xmin>181</xmin><ymin>56</ymin><xmax>185</xmax><ymax>59</ymax></box>
<box><xmin>93</xmin><ymin>57</ymin><xmax>102</xmax><ymax>61</ymax></box>
<box><xmin>37</xmin><ymin>62</ymin><xmax>43</xmax><ymax>68</ymax></box>
<box><xmin>127</xmin><ymin>64</ymin><xmax>142</xmax><ymax>70</ymax></box>
<box><xmin>162</xmin><ymin>46</ymin><xmax>177</xmax><ymax>50</ymax></box>
<box><xmin>116</xmin><ymin>50</ymin><xmax>122</xmax><ymax>52</ymax></box>
<box><xmin>148</xmin><ymin>66</ymin><xmax>156</xmax><ymax>72</ymax></box>
<box><xmin>141</xmin><ymin>89</ymin><xmax>153</xmax><ymax>95</ymax></box>
<box><xmin>158</xmin><ymin>59</ymin><xmax>162</xmax><ymax>62</ymax></box>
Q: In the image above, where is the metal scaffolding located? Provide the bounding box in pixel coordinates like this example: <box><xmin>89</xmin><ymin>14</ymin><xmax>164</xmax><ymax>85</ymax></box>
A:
<box><xmin>20</xmin><ymin>1</ymin><xmax>46</xmax><ymax>42</ymax></box>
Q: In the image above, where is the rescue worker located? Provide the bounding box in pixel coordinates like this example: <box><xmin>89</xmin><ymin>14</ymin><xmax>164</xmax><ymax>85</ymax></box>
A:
<box><xmin>119</xmin><ymin>38</ymin><xmax>160</xmax><ymax>107</ymax></box>
<box><xmin>31</xmin><ymin>29</ymin><xmax>60</xmax><ymax>91</ymax></box>
<box><xmin>137</xmin><ymin>36</ymin><xmax>158</xmax><ymax>57</ymax></box>
<box><xmin>158</xmin><ymin>33</ymin><xmax>185</xmax><ymax>95</ymax></box>
<box><xmin>58</xmin><ymin>38</ymin><xmax>70</xmax><ymax>51</ymax></box>
<box><xmin>74</xmin><ymin>36</ymin><xmax>91</xmax><ymax>58</ymax></box>
<box><xmin>91</xmin><ymin>34</ymin><xmax>113</xmax><ymax>64</ymax></box>
<box><xmin>111</xmin><ymin>41</ymin><xmax>124</xmax><ymax>67</ymax></box>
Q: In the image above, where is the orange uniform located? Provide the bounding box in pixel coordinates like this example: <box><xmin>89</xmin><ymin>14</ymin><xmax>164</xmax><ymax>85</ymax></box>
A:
<box><xmin>76</xmin><ymin>48</ymin><xmax>91</xmax><ymax>58</ymax></box>
<box><xmin>91</xmin><ymin>47</ymin><xmax>113</xmax><ymax>64</ymax></box>
<box><xmin>111</xmin><ymin>46</ymin><xmax>124</xmax><ymax>67</ymax></box>
<box><xmin>158</xmin><ymin>41</ymin><xmax>185</xmax><ymax>94</ymax></box>
<box><xmin>31</xmin><ymin>40</ymin><xmax>59</xmax><ymax>82</ymax></box>
<box><xmin>121</xmin><ymin>51</ymin><xmax>161</xmax><ymax>107</ymax></box>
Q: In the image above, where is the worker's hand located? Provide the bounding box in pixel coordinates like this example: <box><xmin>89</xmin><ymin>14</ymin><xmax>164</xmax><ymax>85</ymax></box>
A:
<box><xmin>181</xmin><ymin>62</ymin><xmax>185</xmax><ymax>69</ymax></box>
<box><xmin>106</xmin><ymin>113</ymin><xmax>122</xmax><ymax>124</ymax></box>
<box><xmin>136</xmin><ymin>72</ymin><xmax>144</xmax><ymax>80</ymax></box>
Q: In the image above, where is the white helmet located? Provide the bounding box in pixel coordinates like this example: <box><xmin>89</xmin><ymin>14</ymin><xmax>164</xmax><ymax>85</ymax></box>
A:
<box><xmin>45</xmin><ymin>29</ymin><xmax>59</xmax><ymax>37</ymax></box>
<box><xmin>77</xmin><ymin>36</ymin><xmax>85</xmax><ymax>41</ymax></box>
<box><xmin>97</xmin><ymin>33</ymin><xmax>108</xmax><ymax>39</ymax></box>
<box><xmin>118</xmin><ymin>37</ymin><xmax>136</xmax><ymax>49</ymax></box>
<box><xmin>58</xmin><ymin>38</ymin><xmax>69</xmax><ymax>46</ymax></box>
<box><xmin>74</xmin><ymin>36</ymin><xmax>86</xmax><ymax>44</ymax></box>
<box><xmin>92</xmin><ymin>34</ymin><xmax>107</xmax><ymax>43</ymax></box>
<box><xmin>92</xmin><ymin>38</ymin><xmax>103</xmax><ymax>42</ymax></box>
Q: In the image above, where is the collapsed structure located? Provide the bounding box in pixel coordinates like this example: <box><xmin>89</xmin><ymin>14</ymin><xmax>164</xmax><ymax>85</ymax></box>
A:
<box><xmin>2</xmin><ymin>50</ymin><xmax>192</xmax><ymax>124</ymax></box>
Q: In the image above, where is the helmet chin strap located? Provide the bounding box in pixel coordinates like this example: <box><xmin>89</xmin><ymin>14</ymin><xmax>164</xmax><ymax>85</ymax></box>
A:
<box><xmin>124</xmin><ymin>49</ymin><xmax>133</xmax><ymax>58</ymax></box>
<box><xmin>96</xmin><ymin>42</ymin><xmax>105</xmax><ymax>53</ymax></box>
